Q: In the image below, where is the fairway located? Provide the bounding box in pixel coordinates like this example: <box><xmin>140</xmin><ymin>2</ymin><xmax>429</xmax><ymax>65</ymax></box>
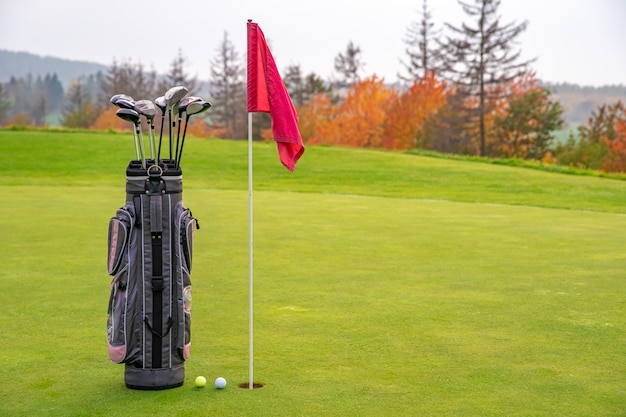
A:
<box><xmin>1</xmin><ymin>130</ymin><xmax>625</xmax><ymax>416</ymax></box>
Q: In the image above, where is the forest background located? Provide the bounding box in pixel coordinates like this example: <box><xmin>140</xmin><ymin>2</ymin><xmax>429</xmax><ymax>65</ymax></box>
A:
<box><xmin>1</xmin><ymin>0</ymin><xmax>625</xmax><ymax>173</ymax></box>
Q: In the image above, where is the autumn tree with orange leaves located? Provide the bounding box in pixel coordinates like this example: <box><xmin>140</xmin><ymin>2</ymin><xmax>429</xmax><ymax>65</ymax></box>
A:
<box><xmin>303</xmin><ymin>76</ymin><xmax>395</xmax><ymax>148</ymax></box>
<box><xmin>91</xmin><ymin>106</ymin><xmax>132</xmax><ymax>131</ymax></box>
<box><xmin>383</xmin><ymin>73</ymin><xmax>446</xmax><ymax>150</ymax></box>
<box><xmin>335</xmin><ymin>76</ymin><xmax>394</xmax><ymax>147</ymax></box>
<box><xmin>297</xmin><ymin>93</ymin><xmax>336</xmax><ymax>144</ymax></box>
<box><xmin>299</xmin><ymin>75</ymin><xmax>446</xmax><ymax>150</ymax></box>
<box><xmin>602</xmin><ymin>109</ymin><xmax>626</xmax><ymax>172</ymax></box>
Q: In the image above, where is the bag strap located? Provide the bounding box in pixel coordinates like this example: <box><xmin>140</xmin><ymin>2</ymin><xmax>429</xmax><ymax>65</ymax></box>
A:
<box><xmin>144</xmin><ymin>316</ymin><xmax>173</xmax><ymax>338</ymax></box>
<box><xmin>149</xmin><ymin>194</ymin><xmax>164</xmax><ymax>368</ymax></box>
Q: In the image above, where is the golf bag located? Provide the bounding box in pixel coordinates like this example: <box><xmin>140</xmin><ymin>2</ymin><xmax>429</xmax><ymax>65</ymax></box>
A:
<box><xmin>106</xmin><ymin>161</ymin><xmax>198</xmax><ymax>390</ymax></box>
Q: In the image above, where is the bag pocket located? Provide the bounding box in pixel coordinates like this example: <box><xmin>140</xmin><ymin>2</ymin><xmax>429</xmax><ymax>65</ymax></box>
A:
<box><xmin>106</xmin><ymin>205</ymin><xmax>134</xmax><ymax>363</ymax></box>
<box><xmin>178</xmin><ymin>207</ymin><xmax>197</xmax><ymax>273</ymax></box>
<box><xmin>174</xmin><ymin>203</ymin><xmax>197</xmax><ymax>360</ymax></box>
<box><xmin>107</xmin><ymin>206</ymin><xmax>133</xmax><ymax>276</ymax></box>
<box><xmin>182</xmin><ymin>284</ymin><xmax>192</xmax><ymax>360</ymax></box>
<box><xmin>107</xmin><ymin>270</ymin><xmax>128</xmax><ymax>363</ymax></box>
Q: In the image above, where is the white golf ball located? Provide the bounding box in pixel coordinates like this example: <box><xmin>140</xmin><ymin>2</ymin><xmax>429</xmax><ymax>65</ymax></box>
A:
<box><xmin>215</xmin><ymin>377</ymin><xmax>227</xmax><ymax>389</ymax></box>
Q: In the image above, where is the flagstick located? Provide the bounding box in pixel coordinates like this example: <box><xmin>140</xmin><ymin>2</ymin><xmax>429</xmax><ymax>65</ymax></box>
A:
<box><xmin>248</xmin><ymin>111</ymin><xmax>254</xmax><ymax>390</ymax></box>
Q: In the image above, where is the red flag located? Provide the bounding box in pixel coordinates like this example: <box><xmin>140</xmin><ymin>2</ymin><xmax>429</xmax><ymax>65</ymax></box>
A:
<box><xmin>247</xmin><ymin>21</ymin><xmax>304</xmax><ymax>172</ymax></box>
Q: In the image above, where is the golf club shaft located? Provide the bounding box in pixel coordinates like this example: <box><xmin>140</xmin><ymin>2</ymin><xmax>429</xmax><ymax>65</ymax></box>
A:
<box><xmin>131</xmin><ymin>125</ymin><xmax>140</xmax><ymax>162</ymax></box>
<box><xmin>175</xmin><ymin>112</ymin><xmax>182</xmax><ymax>166</ymax></box>
<box><xmin>176</xmin><ymin>115</ymin><xmax>191</xmax><ymax>169</ymax></box>
<box><xmin>151</xmin><ymin>121</ymin><xmax>157</xmax><ymax>163</ymax></box>
<box><xmin>169</xmin><ymin>109</ymin><xmax>174</xmax><ymax>161</ymax></box>
<box><xmin>157</xmin><ymin>114</ymin><xmax>165</xmax><ymax>163</ymax></box>
<box><xmin>136</xmin><ymin>125</ymin><xmax>146</xmax><ymax>169</ymax></box>
<box><xmin>146</xmin><ymin>120</ymin><xmax>154</xmax><ymax>161</ymax></box>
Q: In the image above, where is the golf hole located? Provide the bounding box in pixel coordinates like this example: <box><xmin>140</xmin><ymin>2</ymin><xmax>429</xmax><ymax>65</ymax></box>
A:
<box><xmin>238</xmin><ymin>382</ymin><xmax>265</xmax><ymax>389</ymax></box>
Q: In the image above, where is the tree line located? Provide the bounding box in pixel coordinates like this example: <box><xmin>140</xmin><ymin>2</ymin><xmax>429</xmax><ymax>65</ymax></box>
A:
<box><xmin>0</xmin><ymin>0</ymin><xmax>625</xmax><ymax>173</ymax></box>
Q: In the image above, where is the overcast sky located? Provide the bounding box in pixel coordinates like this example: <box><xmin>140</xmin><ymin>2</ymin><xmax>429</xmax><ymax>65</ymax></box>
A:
<box><xmin>1</xmin><ymin>0</ymin><xmax>625</xmax><ymax>87</ymax></box>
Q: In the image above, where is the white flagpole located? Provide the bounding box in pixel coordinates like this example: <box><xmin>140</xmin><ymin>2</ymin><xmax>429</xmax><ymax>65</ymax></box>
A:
<box><xmin>248</xmin><ymin>111</ymin><xmax>254</xmax><ymax>390</ymax></box>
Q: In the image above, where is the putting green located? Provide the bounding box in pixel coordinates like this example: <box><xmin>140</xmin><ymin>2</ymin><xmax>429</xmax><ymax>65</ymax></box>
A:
<box><xmin>0</xmin><ymin>130</ymin><xmax>624</xmax><ymax>416</ymax></box>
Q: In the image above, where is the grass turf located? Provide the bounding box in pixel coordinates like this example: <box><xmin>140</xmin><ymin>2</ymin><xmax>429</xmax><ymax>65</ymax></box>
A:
<box><xmin>0</xmin><ymin>129</ymin><xmax>625</xmax><ymax>416</ymax></box>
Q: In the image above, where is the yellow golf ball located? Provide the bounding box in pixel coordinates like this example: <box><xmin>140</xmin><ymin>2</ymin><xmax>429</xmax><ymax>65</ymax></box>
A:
<box><xmin>194</xmin><ymin>376</ymin><xmax>207</xmax><ymax>388</ymax></box>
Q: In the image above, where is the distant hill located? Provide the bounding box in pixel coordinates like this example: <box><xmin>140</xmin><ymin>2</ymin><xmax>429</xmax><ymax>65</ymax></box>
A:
<box><xmin>0</xmin><ymin>49</ymin><xmax>108</xmax><ymax>87</ymax></box>
<box><xmin>1</xmin><ymin>49</ymin><xmax>625</xmax><ymax>127</ymax></box>
<box><xmin>0</xmin><ymin>49</ymin><xmax>211</xmax><ymax>97</ymax></box>
<box><xmin>542</xmin><ymin>82</ymin><xmax>626</xmax><ymax>128</ymax></box>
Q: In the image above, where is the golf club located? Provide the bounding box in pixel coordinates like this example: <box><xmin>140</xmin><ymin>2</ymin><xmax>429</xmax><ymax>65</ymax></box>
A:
<box><xmin>110</xmin><ymin>97</ymin><xmax>147</xmax><ymax>166</ymax></box>
<box><xmin>176</xmin><ymin>99</ymin><xmax>212</xmax><ymax>168</ymax></box>
<box><xmin>113</xmin><ymin>97</ymin><xmax>146</xmax><ymax>168</ymax></box>
<box><xmin>115</xmin><ymin>108</ymin><xmax>142</xmax><ymax>165</ymax></box>
<box><xmin>134</xmin><ymin>99</ymin><xmax>157</xmax><ymax>163</ymax></box>
<box><xmin>164</xmin><ymin>86</ymin><xmax>188</xmax><ymax>162</ymax></box>
<box><xmin>155</xmin><ymin>96</ymin><xmax>166</xmax><ymax>164</ymax></box>
<box><xmin>111</xmin><ymin>96</ymin><xmax>145</xmax><ymax>166</ymax></box>
<box><xmin>175</xmin><ymin>96</ymin><xmax>202</xmax><ymax>166</ymax></box>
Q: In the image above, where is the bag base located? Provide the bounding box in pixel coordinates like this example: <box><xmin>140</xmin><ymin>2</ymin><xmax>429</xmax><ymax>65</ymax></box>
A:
<box><xmin>124</xmin><ymin>364</ymin><xmax>185</xmax><ymax>390</ymax></box>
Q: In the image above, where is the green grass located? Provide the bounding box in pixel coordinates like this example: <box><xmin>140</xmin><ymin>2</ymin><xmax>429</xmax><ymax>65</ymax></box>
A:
<box><xmin>1</xmin><ymin>129</ymin><xmax>625</xmax><ymax>416</ymax></box>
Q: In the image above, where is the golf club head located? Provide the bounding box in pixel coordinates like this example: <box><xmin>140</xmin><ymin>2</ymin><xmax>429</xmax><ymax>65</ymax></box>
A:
<box><xmin>178</xmin><ymin>96</ymin><xmax>203</xmax><ymax>116</ymax></box>
<box><xmin>164</xmin><ymin>86</ymin><xmax>188</xmax><ymax>106</ymax></box>
<box><xmin>175</xmin><ymin>100</ymin><xmax>211</xmax><ymax>169</ymax></box>
<box><xmin>186</xmin><ymin>100</ymin><xmax>212</xmax><ymax>116</ymax></box>
<box><xmin>163</xmin><ymin>86</ymin><xmax>188</xmax><ymax>162</ymax></box>
<box><xmin>110</xmin><ymin>94</ymin><xmax>134</xmax><ymax>105</ymax></box>
<box><xmin>154</xmin><ymin>96</ymin><xmax>166</xmax><ymax>114</ymax></box>
<box><xmin>134</xmin><ymin>99</ymin><xmax>156</xmax><ymax>120</ymax></box>
<box><xmin>115</xmin><ymin>108</ymin><xmax>140</xmax><ymax>124</ymax></box>
<box><xmin>113</xmin><ymin>98</ymin><xmax>136</xmax><ymax>110</ymax></box>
